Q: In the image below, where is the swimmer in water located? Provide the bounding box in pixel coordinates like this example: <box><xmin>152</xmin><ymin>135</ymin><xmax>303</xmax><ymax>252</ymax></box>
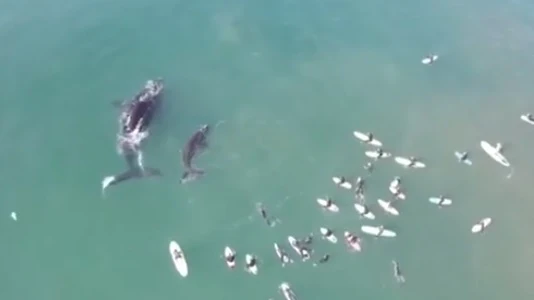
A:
<box><xmin>364</xmin><ymin>161</ymin><xmax>373</xmax><ymax>172</ymax></box>
<box><xmin>392</xmin><ymin>260</ymin><xmax>405</xmax><ymax>283</ymax></box>
<box><xmin>256</xmin><ymin>202</ymin><xmax>278</xmax><ymax>227</ymax></box>
<box><xmin>313</xmin><ymin>254</ymin><xmax>330</xmax><ymax>267</ymax></box>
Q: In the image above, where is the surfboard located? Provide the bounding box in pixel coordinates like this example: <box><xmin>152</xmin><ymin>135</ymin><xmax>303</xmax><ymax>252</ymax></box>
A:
<box><xmin>378</xmin><ymin>199</ymin><xmax>399</xmax><ymax>216</ymax></box>
<box><xmin>361</xmin><ymin>225</ymin><xmax>397</xmax><ymax>237</ymax></box>
<box><xmin>169</xmin><ymin>241</ymin><xmax>188</xmax><ymax>277</ymax></box>
<box><xmin>332</xmin><ymin>177</ymin><xmax>352</xmax><ymax>190</ymax></box>
<box><xmin>354</xmin><ymin>203</ymin><xmax>376</xmax><ymax>220</ymax></box>
<box><xmin>429</xmin><ymin>197</ymin><xmax>452</xmax><ymax>206</ymax></box>
<box><xmin>521</xmin><ymin>114</ymin><xmax>534</xmax><ymax>125</ymax></box>
<box><xmin>422</xmin><ymin>55</ymin><xmax>438</xmax><ymax>65</ymax></box>
<box><xmin>245</xmin><ymin>254</ymin><xmax>258</xmax><ymax>275</ymax></box>
<box><xmin>344</xmin><ymin>232</ymin><xmax>362</xmax><ymax>251</ymax></box>
<box><xmin>365</xmin><ymin>150</ymin><xmax>391</xmax><ymax>159</ymax></box>
<box><xmin>287</xmin><ymin>236</ymin><xmax>301</xmax><ymax>255</ymax></box>
<box><xmin>471</xmin><ymin>218</ymin><xmax>492</xmax><ymax>233</ymax></box>
<box><xmin>455</xmin><ymin>151</ymin><xmax>473</xmax><ymax>166</ymax></box>
<box><xmin>353</xmin><ymin>131</ymin><xmax>383</xmax><ymax>147</ymax></box>
<box><xmin>480</xmin><ymin>141</ymin><xmax>510</xmax><ymax>167</ymax></box>
<box><xmin>389</xmin><ymin>178</ymin><xmax>400</xmax><ymax>190</ymax></box>
<box><xmin>279</xmin><ymin>282</ymin><xmax>297</xmax><ymax>300</ymax></box>
<box><xmin>395</xmin><ymin>156</ymin><xmax>426</xmax><ymax>168</ymax></box>
<box><xmin>316</xmin><ymin>198</ymin><xmax>340</xmax><ymax>212</ymax></box>
<box><xmin>274</xmin><ymin>243</ymin><xmax>292</xmax><ymax>265</ymax></box>
<box><xmin>320</xmin><ymin>227</ymin><xmax>338</xmax><ymax>243</ymax></box>
<box><xmin>224</xmin><ymin>246</ymin><xmax>236</xmax><ymax>269</ymax></box>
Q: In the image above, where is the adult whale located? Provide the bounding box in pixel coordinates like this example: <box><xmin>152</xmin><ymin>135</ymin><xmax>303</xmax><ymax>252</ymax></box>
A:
<box><xmin>181</xmin><ymin>124</ymin><xmax>210</xmax><ymax>183</ymax></box>
<box><xmin>102</xmin><ymin>79</ymin><xmax>164</xmax><ymax>191</ymax></box>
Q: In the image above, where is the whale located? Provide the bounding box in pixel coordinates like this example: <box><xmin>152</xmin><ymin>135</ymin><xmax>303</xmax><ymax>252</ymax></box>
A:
<box><xmin>114</xmin><ymin>78</ymin><xmax>164</xmax><ymax>142</ymax></box>
<box><xmin>181</xmin><ymin>124</ymin><xmax>210</xmax><ymax>183</ymax></box>
<box><xmin>103</xmin><ymin>79</ymin><xmax>164</xmax><ymax>191</ymax></box>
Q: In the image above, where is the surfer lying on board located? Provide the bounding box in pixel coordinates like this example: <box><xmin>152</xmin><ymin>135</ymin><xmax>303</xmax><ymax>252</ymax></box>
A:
<box><xmin>173</xmin><ymin>249</ymin><xmax>183</xmax><ymax>260</ymax></box>
<box><xmin>366</xmin><ymin>132</ymin><xmax>374</xmax><ymax>142</ymax></box>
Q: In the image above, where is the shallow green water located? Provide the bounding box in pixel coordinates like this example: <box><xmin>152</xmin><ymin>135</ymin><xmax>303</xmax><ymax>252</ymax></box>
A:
<box><xmin>1</xmin><ymin>0</ymin><xmax>534</xmax><ymax>299</ymax></box>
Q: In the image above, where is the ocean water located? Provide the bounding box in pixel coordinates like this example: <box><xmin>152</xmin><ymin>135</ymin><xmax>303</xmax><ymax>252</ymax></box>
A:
<box><xmin>1</xmin><ymin>0</ymin><xmax>534</xmax><ymax>299</ymax></box>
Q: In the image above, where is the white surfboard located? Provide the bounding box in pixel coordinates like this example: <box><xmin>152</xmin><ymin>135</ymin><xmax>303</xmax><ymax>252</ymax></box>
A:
<box><xmin>279</xmin><ymin>282</ymin><xmax>297</xmax><ymax>300</ymax></box>
<box><xmin>361</xmin><ymin>225</ymin><xmax>397</xmax><ymax>237</ymax></box>
<box><xmin>480</xmin><ymin>141</ymin><xmax>510</xmax><ymax>167</ymax></box>
<box><xmin>365</xmin><ymin>150</ymin><xmax>391</xmax><ymax>159</ymax></box>
<box><xmin>521</xmin><ymin>114</ymin><xmax>534</xmax><ymax>125</ymax></box>
<box><xmin>422</xmin><ymin>55</ymin><xmax>438</xmax><ymax>65</ymax></box>
<box><xmin>455</xmin><ymin>151</ymin><xmax>473</xmax><ymax>166</ymax></box>
<box><xmin>287</xmin><ymin>236</ymin><xmax>301</xmax><ymax>255</ymax></box>
<box><xmin>245</xmin><ymin>254</ymin><xmax>258</xmax><ymax>275</ymax></box>
<box><xmin>332</xmin><ymin>177</ymin><xmax>352</xmax><ymax>190</ymax></box>
<box><xmin>274</xmin><ymin>243</ymin><xmax>292</xmax><ymax>265</ymax></box>
<box><xmin>354</xmin><ymin>203</ymin><xmax>376</xmax><ymax>220</ymax></box>
<box><xmin>389</xmin><ymin>178</ymin><xmax>400</xmax><ymax>190</ymax></box>
<box><xmin>353</xmin><ymin>131</ymin><xmax>383</xmax><ymax>147</ymax></box>
<box><xmin>429</xmin><ymin>197</ymin><xmax>452</xmax><ymax>206</ymax></box>
<box><xmin>471</xmin><ymin>218</ymin><xmax>492</xmax><ymax>233</ymax></box>
<box><xmin>395</xmin><ymin>156</ymin><xmax>426</xmax><ymax>168</ymax></box>
<box><xmin>224</xmin><ymin>246</ymin><xmax>236</xmax><ymax>269</ymax></box>
<box><xmin>377</xmin><ymin>199</ymin><xmax>399</xmax><ymax>216</ymax></box>
<box><xmin>320</xmin><ymin>227</ymin><xmax>338</xmax><ymax>243</ymax></box>
<box><xmin>169</xmin><ymin>241</ymin><xmax>188</xmax><ymax>277</ymax></box>
<box><xmin>316</xmin><ymin>198</ymin><xmax>340</xmax><ymax>212</ymax></box>
<box><xmin>344</xmin><ymin>232</ymin><xmax>362</xmax><ymax>251</ymax></box>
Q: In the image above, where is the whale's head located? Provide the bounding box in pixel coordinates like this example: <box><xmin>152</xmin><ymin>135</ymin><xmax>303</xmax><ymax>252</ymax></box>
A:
<box><xmin>200</xmin><ymin>124</ymin><xmax>210</xmax><ymax>135</ymax></box>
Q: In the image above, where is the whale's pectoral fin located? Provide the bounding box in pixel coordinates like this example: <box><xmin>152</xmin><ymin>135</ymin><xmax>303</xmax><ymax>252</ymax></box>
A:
<box><xmin>102</xmin><ymin>169</ymin><xmax>140</xmax><ymax>191</ymax></box>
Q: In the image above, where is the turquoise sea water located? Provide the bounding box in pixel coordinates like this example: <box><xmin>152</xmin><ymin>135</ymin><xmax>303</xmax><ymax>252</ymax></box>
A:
<box><xmin>2</xmin><ymin>0</ymin><xmax>534</xmax><ymax>299</ymax></box>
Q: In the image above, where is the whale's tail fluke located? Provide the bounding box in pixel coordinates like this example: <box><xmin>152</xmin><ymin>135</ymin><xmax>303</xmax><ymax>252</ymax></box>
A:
<box><xmin>180</xmin><ymin>167</ymin><xmax>204</xmax><ymax>184</ymax></box>
<box><xmin>102</xmin><ymin>167</ymin><xmax>162</xmax><ymax>193</ymax></box>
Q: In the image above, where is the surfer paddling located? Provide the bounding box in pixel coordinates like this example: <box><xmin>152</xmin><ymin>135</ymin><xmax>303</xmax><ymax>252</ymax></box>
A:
<box><xmin>256</xmin><ymin>202</ymin><xmax>279</xmax><ymax>227</ymax></box>
<box><xmin>313</xmin><ymin>254</ymin><xmax>330</xmax><ymax>267</ymax></box>
<box><xmin>392</xmin><ymin>260</ymin><xmax>405</xmax><ymax>283</ymax></box>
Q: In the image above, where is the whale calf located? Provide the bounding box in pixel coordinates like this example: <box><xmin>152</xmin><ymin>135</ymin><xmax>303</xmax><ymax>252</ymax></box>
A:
<box><xmin>181</xmin><ymin>124</ymin><xmax>210</xmax><ymax>183</ymax></box>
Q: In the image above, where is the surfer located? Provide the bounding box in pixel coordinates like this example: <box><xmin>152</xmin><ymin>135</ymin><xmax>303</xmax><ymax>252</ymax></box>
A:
<box><xmin>225</xmin><ymin>251</ymin><xmax>236</xmax><ymax>267</ymax></box>
<box><xmin>526</xmin><ymin>113</ymin><xmax>534</xmax><ymax>121</ymax></box>
<box><xmin>324</xmin><ymin>197</ymin><xmax>334</xmax><ymax>210</ymax></box>
<box><xmin>298</xmin><ymin>247</ymin><xmax>311</xmax><ymax>261</ymax></box>
<box><xmin>392</xmin><ymin>260</ymin><xmax>405</xmax><ymax>283</ymax></box>
<box><xmin>246</xmin><ymin>256</ymin><xmax>257</xmax><ymax>270</ymax></box>
<box><xmin>344</xmin><ymin>232</ymin><xmax>361</xmax><ymax>249</ymax></box>
<box><xmin>437</xmin><ymin>195</ymin><xmax>446</xmax><ymax>207</ymax></box>
<box><xmin>299</xmin><ymin>233</ymin><xmax>313</xmax><ymax>245</ymax></box>
<box><xmin>458</xmin><ymin>151</ymin><xmax>469</xmax><ymax>162</ymax></box>
<box><xmin>321</xmin><ymin>228</ymin><xmax>334</xmax><ymax>239</ymax></box>
<box><xmin>366</xmin><ymin>132</ymin><xmax>374</xmax><ymax>142</ymax></box>
<box><xmin>313</xmin><ymin>254</ymin><xmax>330</xmax><ymax>267</ymax></box>
<box><xmin>364</xmin><ymin>161</ymin><xmax>373</xmax><ymax>172</ymax></box>
<box><xmin>408</xmin><ymin>156</ymin><xmax>417</xmax><ymax>167</ymax></box>
<box><xmin>173</xmin><ymin>249</ymin><xmax>183</xmax><ymax>260</ymax></box>
<box><xmin>376</xmin><ymin>225</ymin><xmax>385</xmax><ymax>237</ymax></box>
<box><xmin>495</xmin><ymin>143</ymin><xmax>503</xmax><ymax>152</ymax></box>
<box><xmin>376</xmin><ymin>148</ymin><xmax>384</xmax><ymax>158</ymax></box>
<box><xmin>360</xmin><ymin>204</ymin><xmax>370</xmax><ymax>217</ymax></box>
<box><xmin>392</xmin><ymin>189</ymin><xmax>403</xmax><ymax>200</ymax></box>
